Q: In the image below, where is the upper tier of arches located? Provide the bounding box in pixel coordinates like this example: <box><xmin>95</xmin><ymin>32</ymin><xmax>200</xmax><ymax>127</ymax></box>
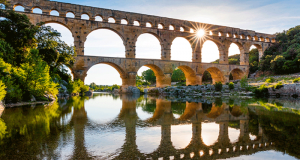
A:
<box><xmin>9</xmin><ymin>0</ymin><xmax>275</xmax><ymax>43</ymax></box>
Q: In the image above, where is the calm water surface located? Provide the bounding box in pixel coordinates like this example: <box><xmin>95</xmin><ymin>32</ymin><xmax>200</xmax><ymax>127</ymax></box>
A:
<box><xmin>0</xmin><ymin>93</ymin><xmax>299</xmax><ymax>160</ymax></box>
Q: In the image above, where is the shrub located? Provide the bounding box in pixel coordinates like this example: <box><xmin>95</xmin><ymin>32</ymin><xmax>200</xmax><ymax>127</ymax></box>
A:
<box><xmin>0</xmin><ymin>80</ymin><xmax>6</xmax><ymax>101</ymax></box>
<box><xmin>274</xmin><ymin>82</ymin><xmax>283</xmax><ymax>89</ymax></box>
<box><xmin>214</xmin><ymin>81</ymin><xmax>223</xmax><ymax>91</ymax></box>
<box><xmin>265</xmin><ymin>77</ymin><xmax>275</xmax><ymax>83</ymax></box>
<box><xmin>240</xmin><ymin>76</ymin><xmax>248</xmax><ymax>88</ymax></box>
<box><xmin>228</xmin><ymin>82</ymin><xmax>234</xmax><ymax>90</ymax></box>
<box><xmin>254</xmin><ymin>84</ymin><xmax>269</xmax><ymax>97</ymax></box>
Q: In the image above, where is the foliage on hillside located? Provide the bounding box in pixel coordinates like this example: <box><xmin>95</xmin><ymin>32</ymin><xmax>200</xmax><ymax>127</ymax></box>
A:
<box><xmin>259</xmin><ymin>25</ymin><xmax>300</xmax><ymax>74</ymax></box>
<box><xmin>0</xmin><ymin>6</ymin><xmax>76</xmax><ymax>102</ymax></box>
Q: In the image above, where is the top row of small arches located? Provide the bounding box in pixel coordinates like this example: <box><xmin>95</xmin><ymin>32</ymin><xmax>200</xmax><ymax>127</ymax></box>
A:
<box><xmin>12</xmin><ymin>4</ymin><xmax>274</xmax><ymax>42</ymax></box>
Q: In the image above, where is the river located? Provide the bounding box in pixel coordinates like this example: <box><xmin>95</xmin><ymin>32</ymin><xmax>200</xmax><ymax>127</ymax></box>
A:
<box><xmin>0</xmin><ymin>93</ymin><xmax>299</xmax><ymax>159</ymax></box>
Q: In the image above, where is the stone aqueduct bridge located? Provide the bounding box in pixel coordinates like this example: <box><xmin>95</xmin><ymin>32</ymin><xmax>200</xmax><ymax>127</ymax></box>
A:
<box><xmin>8</xmin><ymin>0</ymin><xmax>276</xmax><ymax>90</ymax></box>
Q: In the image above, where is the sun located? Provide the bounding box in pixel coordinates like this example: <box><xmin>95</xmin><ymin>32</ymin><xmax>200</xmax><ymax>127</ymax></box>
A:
<box><xmin>196</xmin><ymin>29</ymin><xmax>206</xmax><ymax>38</ymax></box>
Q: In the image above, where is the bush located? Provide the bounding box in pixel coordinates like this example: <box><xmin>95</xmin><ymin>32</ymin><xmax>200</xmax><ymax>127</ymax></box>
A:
<box><xmin>265</xmin><ymin>77</ymin><xmax>275</xmax><ymax>83</ymax></box>
<box><xmin>228</xmin><ymin>82</ymin><xmax>234</xmax><ymax>90</ymax></box>
<box><xmin>214</xmin><ymin>82</ymin><xmax>223</xmax><ymax>91</ymax></box>
<box><xmin>0</xmin><ymin>80</ymin><xmax>6</xmax><ymax>101</ymax></box>
<box><xmin>240</xmin><ymin>76</ymin><xmax>248</xmax><ymax>88</ymax></box>
<box><xmin>254</xmin><ymin>84</ymin><xmax>269</xmax><ymax>97</ymax></box>
<box><xmin>274</xmin><ymin>82</ymin><xmax>283</xmax><ymax>89</ymax></box>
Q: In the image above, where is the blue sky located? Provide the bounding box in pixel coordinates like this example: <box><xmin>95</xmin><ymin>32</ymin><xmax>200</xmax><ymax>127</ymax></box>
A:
<box><xmin>15</xmin><ymin>0</ymin><xmax>300</xmax><ymax>85</ymax></box>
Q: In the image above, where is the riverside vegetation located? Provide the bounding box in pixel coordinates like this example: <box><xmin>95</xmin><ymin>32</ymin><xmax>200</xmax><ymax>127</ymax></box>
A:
<box><xmin>0</xmin><ymin>2</ymin><xmax>88</xmax><ymax>104</ymax></box>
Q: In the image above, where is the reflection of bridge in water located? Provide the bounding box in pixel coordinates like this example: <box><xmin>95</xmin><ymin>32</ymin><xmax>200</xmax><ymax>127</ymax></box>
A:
<box><xmin>68</xmin><ymin>96</ymin><xmax>274</xmax><ymax>159</ymax></box>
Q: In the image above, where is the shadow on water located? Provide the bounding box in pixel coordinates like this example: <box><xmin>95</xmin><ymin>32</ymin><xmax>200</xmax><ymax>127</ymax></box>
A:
<box><xmin>0</xmin><ymin>93</ymin><xmax>299</xmax><ymax>159</ymax></box>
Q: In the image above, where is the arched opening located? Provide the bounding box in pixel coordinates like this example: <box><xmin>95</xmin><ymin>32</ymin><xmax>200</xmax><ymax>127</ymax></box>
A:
<box><xmin>32</xmin><ymin>7</ymin><xmax>42</xmax><ymax>14</ymax></box>
<box><xmin>13</xmin><ymin>5</ymin><xmax>24</xmax><ymax>12</ymax></box>
<box><xmin>202</xmin><ymin>71</ymin><xmax>212</xmax><ymax>84</ymax></box>
<box><xmin>44</xmin><ymin>23</ymin><xmax>74</xmax><ymax>46</ymax></box>
<box><xmin>218</xmin><ymin>32</ymin><xmax>223</xmax><ymax>37</ymax></box>
<box><xmin>83</xmin><ymin>92</ymin><xmax>124</xmax><ymax>156</ymax></box>
<box><xmin>136</xmin><ymin>33</ymin><xmax>161</xmax><ymax>59</ymax></box>
<box><xmin>202</xmin><ymin>122</ymin><xmax>219</xmax><ymax>146</ymax></box>
<box><xmin>50</xmin><ymin>10</ymin><xmax>59</xmax><ymax>16</ymax></box>
<box><xmin>158</xmin><ymin>24</ymin><xmax>164</xmax><ymax>29</ymax></box>
<box><xmin>171</xmin><ymin>124</ymin><xmax>192</xmax><ymax>149</ymax></box>
<box><xmin>133</xmin><ymin>20</ymin><xmax>140</xmax><ymax>26</ymax></box>
<box><xmin>190</xmin><ymin>29</ymin><xmax>195</xmax><ymax>33</ymax></box>
<box><xmin>201</xmin><ymin>40</ymin><xmax>220</xmax><ymax>63</ymax></box>
<box><xmin>171</xmin><ymin>37</ymin><xmax>192</xmax><ymax>61</ymax></box>
<box><xmin>203</xmin><ymin>67</ymin><xmax>225</xmax><ymax>84</ymax></box>
<box><xmin>169</xmin><ymin>25</ymin><xmax>174</xmax><ymax>30</ymax></box>
<box><xmin>180</xmin><ymin>27</ymin><xmax>184</xmax><ymax>32</ymax></box>
<box><xmin>66</xmin><ymin>12</ymin><xmax>75</xmax><ymax>18</ymax></box>
<box><xmin>85</xmin><ymin>29</ymin><xmax>125</xmax><ymax>57</ymax></box>
<box><xmin>248</xmin><ymin>45</ymin><xmax>260</xmax><ymax>73</ymax></box>
<box><xmin>81</xmin><ymin>14</ymin><xmax>89</xmax><ymax>20</ymax></box>
<box><xmin>146</xmin><ymin>22</ymin><xmax>152</xmax><ymax>28</ymax></box>
<box><xmin>253</xmin><ymin>36</ymin><xmax>258</xmax><ymax>41</ymax></box>
<box><xmin>43</xmin><ymin>23</ymin><xmax>74</xmax><ymax>81</ymax></box>
<box><xmin>95</xmin><ymin>15</ymin><xmax>102</xmax><ymax>21</ymax></box>
<box><xmin>85</xmin><ymin>63</ymin><xmax>123</xmax><ymax>86</ymax></box>
<box><xmin>136</xmin><ymin>125</ymin><xmax>161</xmax><ymax>154</ymax></box>
<box><xmin>228</xmin><ymin>43</ymin><xmax>241</xmax><ymax>65</ymax></box>
<box><xmin>233</xmin><ymin>33</ymin><xmax>238</xmax><ymax>38</ymax></box>
<box><xmin>247</xmin><ymin>35</ymin><xmax>252</xmax><ymax>40</ymax></box>
<box><xmin>108</xmin><ymin>17</ymin><xmax>115</xmax><ymax>23</ymax></box>
<box><xmin>137</xmin><ymin>64</ymin><xmax>165</xmax><ymax>87</ymax></box>
<box><xmin>228</xmin><ymin>125</ymin><xmax>240</xmax><ymax>143</ymax></box>
<box><xmin>121</xmin><ymin>19</ymin><xmax>128</xmax><ymax>25</ymax></box>
<box><xmin>240</xmin><ymin>35</ymin><xmax>245</xmax><ymax>39</ymax></box>
<box><xmin>230</xmin><ymin>68</ymin><xmax>245</xmax><ymax>80</ymax></box>
<box><xmin>172</xmin><ymin>66</ymin><xmax>200</xmax><ymax>86</ymax></box>
<box><xmin>209</xmin><ymin>31</ymin><xmax>213</xmax><ymax>35</ymax></box>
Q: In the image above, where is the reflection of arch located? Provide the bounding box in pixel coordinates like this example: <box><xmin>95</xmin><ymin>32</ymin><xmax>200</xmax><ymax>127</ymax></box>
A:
<box><xmin>230</xmin><ymin>106</ymin><xmax>243</xmax><ymax>117</ymax></box>
<box><xmin>230</xmin><ymin>68</ymin><xmax>245</xmax><ymax>80</ymax></box>
<box><xmin>203</xmin><ymin>67</ymin><xmax>225</xmax><ymax>84</ymax></box>
<box><xmin>177</xmin><ymin>65</ymin><xmax>200</xmax><ymax>86</ymax></box>
<box><xmin>206</xmin><ymin>104</ymin><xmax>224</xmax><ymax>119</ymax></box>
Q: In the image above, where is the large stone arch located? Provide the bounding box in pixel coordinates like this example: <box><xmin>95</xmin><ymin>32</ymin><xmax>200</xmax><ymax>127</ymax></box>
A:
<box><xmin>170</xmin><ymin>36</ymin><xmax>193</xmax><ymax>61</ymax></box>
<box><xmin>135</xmin><ymin>32</ymin><xmax>164</xmax><ymax>59</ymax></box>
<box><xmin>88</xmin><ymin>27</ymin><xmax>126</xmax><ymax>45</ymax></box>
<box><xmin>251</xmin><ymin>43</ymin><xmax>264</xmax><ymax>60</ymax></box>
<box><xmin>230</xmin><ymin>68</ymin><xmax>245</xmax><ymax>80</ymax></box>
<box><xmin>136</xmin><ymin>63</ymin><xmax>170</xmax><ymax>87</ymax></box>
<box><xmin>202</xmin><ymin>67</ymin><xmax>226</xmax><ymax>84</ymax></box>
<box><xmin>84</xmin><ymin>27</ymin><xmax>127</xmax><ymax>57</ymax></box>
<box><xmin>201</xmin><ymin>39</ymin><xmax>225</xmax><ymax>63</ymax></box>
<box><xmin>177</xmin><ymin>65</ymin><xmax>201</xmax><ymax>86</ymax></box>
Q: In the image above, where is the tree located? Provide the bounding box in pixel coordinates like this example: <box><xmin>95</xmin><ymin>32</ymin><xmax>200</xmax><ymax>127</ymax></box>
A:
<box><xmin>171</xmin><ymin>69</ymin><xmax>186</xmax><ymax>82</ymax></box>
<box><xmin>142</xmin><ymin>69</ymin><xmax>156</xmax><ymax>84</ymax></box>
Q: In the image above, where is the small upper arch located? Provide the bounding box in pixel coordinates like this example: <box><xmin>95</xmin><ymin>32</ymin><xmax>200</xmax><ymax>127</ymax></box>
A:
<box><xmin>146</xmin><ymin>22</ymin><xmax>152</xmax><ymax>28</ymax></box>
<box><xmin>31</xmin><ymin>6</ymin><xmax>42</xmax><ymax>14</ymax></box>
<box><xmin>108</xmin><ymin>17</ymin><xmax>116</xmax><ymax>23</ymax></box>
<box><xmin>158</xmin><ymin>23</ymin><xmax>164</xmax><ymax>29</ymax></box>
<box><xmin>121</xmin><ymin>19</ymin><xmax>128</xmax><ymax>25</ymax></box>
<box><xmin>133</xmin><ymin>20</ymin><xmax>140</xmax><ymax>26</ymax></box>
<box><xmin>13</xmin><ymin>3</ymin><xmax>25</xmax><ymax>12</ymax></box>
<box><xmin>50</xmin><ymin>9</ymin><xmax>60</xmax><ymax>16</ymax></box>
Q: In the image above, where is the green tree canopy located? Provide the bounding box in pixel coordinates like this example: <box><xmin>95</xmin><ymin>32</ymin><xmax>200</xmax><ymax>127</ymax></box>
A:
<box><xmin>142</xmin><ymin>69</ymin><xmax>156</xmax><ymax>84</ymax></box>
<box><xmin>171</xmin><ymin>69</ymin><xmax>186</xmax><ymax>82</ymax></box>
